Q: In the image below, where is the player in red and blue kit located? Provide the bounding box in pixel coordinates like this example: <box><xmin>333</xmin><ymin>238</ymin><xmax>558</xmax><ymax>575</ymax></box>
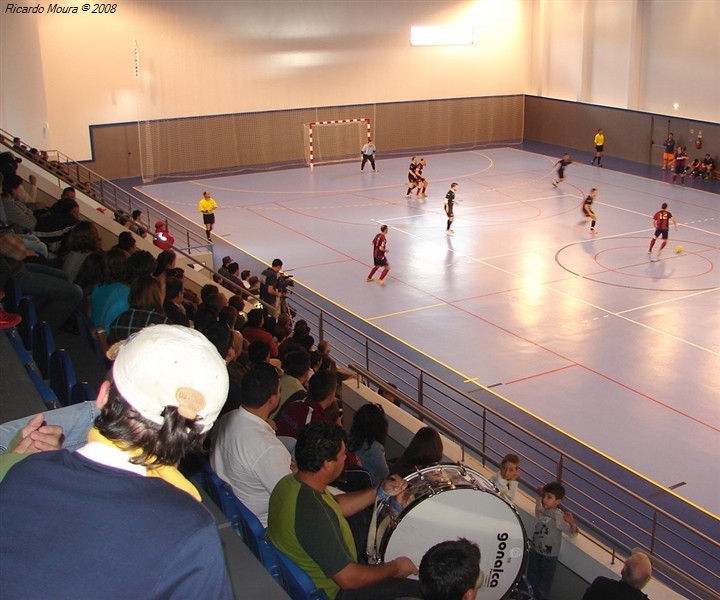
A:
<box><xmin>648</xmin><ymin>203</ymin><xmax>678</xmax><ymax>255</ymax></box>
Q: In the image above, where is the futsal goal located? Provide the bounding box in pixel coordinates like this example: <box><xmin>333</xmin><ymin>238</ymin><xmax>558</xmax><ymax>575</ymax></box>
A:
<box><xmin>303</xmin><ymin>118</ymin><xmax>372</xmax><ymax>167</ymax></box>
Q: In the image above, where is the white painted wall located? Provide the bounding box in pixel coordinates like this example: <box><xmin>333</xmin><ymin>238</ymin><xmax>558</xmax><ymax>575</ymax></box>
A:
<box><xmin>1</xmin><ymin>0</ymin><xmax>717</xmax><ymax>161</ymax></box>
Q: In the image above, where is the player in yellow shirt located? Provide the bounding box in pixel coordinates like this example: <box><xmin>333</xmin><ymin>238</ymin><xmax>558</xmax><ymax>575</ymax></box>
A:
<box><xmin>198</xmin><ymin>191</ymin><xmax>218</xmax><ymax>241</ymax></box>
<box><xmin>591</xmin><ymin>129</ymin><xmax>604</xmax><ymax>167</ymax></box>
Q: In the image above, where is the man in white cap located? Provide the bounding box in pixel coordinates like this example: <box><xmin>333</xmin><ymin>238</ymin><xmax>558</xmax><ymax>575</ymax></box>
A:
<box><xmin>0</xmin><ymin>325</ymin><xmax>233</xmax><ymax>598</ymax></box>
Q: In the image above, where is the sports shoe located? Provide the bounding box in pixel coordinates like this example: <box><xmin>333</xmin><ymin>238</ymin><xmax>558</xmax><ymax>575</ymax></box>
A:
<box><xmin>366</xmin><ymin>277</ymin><xmax>374</xmax><ymax>283</ymax></box>
<box><xmin>377</xmin><ymin>279</ymin><xmax>385</xmax><ymax>286</ymax></box>
<box><xmin>590</xmin><ymin>228</ymin><xmax>597</xmax><ymax>234</ymax></box>
<box><xmin>404</xmin><ymin>194</ymin><xmax>411</xmax><ymax>198</ymax></box>
<box><xmin>552</xmin><ymin>181</ymin><xmax>558</xmax><ymax>187</ymax></box>
<box><xmin>0</xmin><ymin>309</ymin><xmax>22</xmax><ymax>329</ymax></box>
<box><xmin>373</xmin><ymin>169</ymin><xmax>378</xmax><ymax>173</ymax></box>
<box><xmin>446</xmin><ymin>229</ymin><xmax>454</xmax><ymax>235</ymax></box>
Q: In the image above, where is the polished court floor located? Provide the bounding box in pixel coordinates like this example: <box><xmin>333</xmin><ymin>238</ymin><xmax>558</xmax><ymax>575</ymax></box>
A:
<box><xmin>139</xmin><ymin>148</ymin><xmax>720</xmax><ymax>517</ymax></box>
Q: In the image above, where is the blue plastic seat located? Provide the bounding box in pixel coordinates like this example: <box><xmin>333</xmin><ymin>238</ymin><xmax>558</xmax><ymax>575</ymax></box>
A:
<box><xmin>75</xmin><ymin>311</ymin><xmax>111</xmax><ymax>368</ymax></box>
<box><xmin>49</xmin><ymin>348</ymin><xmax>77</xmax><ymax>406</ymax></box>
<box><xmin>32</xmin><ymin>321</ymin><xmax>56</xmax><ymax>379</ymax></box>
<box><xmin>197</xmin><ymin>461</ymin><xmax>281</xmax><ymax>582</ymax></box>
<box><xmin>17</xmin><ymin>297</ymin><xmax>37</xmax><ymax>351</ymax></box>
<box><xmin>3</xmin><ymin>278</ymin><xmax>25</xmax><ymax>312</ymax></box>
<box><xmin>268</xmin><ymin>540</ymin><xmax>329</xmax><ymax>600</ymax></box>
<box><xmin>70</xmin><ymin>382</ymin><xmax>97</xmax><ymax>404</ymax></box>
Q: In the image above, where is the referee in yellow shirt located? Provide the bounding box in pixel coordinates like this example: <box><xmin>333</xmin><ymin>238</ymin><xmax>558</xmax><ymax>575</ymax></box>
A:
<box><xmin>198</xmin><ymin>191</ymin><xmax>218</xmax><ymax>241</ymax></box>
<box><xmin>591</xmin><ymin>129</ymin><xmax>604</xmax><ymax>167</ymax></box>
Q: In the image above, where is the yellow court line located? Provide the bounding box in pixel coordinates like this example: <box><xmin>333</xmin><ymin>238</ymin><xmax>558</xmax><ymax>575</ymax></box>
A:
<box><xmin>367</xmin><ymin>303</ymin><xmax>446</xmax><ymax>321</ymax></box>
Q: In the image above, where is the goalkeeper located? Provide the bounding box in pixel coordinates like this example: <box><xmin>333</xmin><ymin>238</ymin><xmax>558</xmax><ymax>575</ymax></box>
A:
<box><xmin>360</xmin><ymin>138</ymin><xmax>378</xmax><ymax>172</ymax></box>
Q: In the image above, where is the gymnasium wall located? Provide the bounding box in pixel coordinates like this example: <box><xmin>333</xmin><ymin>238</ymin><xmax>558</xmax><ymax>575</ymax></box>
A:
<box><xmin>1</xmin><ymin>1</ymin><xmax>717</xmax><ymax>171</ymax></box>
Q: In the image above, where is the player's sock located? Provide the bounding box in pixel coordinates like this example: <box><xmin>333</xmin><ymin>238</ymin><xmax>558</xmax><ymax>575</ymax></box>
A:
<box><xmin>649</xmin><ymin>239</ymin><xmax>656</xmax><ymax>252</ymax></box>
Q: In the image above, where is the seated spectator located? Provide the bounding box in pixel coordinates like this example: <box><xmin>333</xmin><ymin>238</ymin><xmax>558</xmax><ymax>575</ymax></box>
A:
<box><xmin>193</xmin><ymin>292</ymin><xmax>225</xmax><ymax>332</ymax></box>
<box><xmin>267</xmin><ymin>422</ymin><xmax>420</xmax><ymax>600</ymax></box>
<box><xmin>211</xmin><ymin>363</ymin><xmax>293</xmax><ymax>527</ymax></box>
<box><xmin>391</xmin><ymin>426</ymin><xmax>444</xmax><ymax>478</ymax></box>
<box><xmin>276</xmin><ymin>370</ymin><xmax>340</xmax><ymax>439</ymax></box>
<box><xmin>318</xmin><ymin>339</ymin><xmax>356</xmax><ymax>381</ymax></box>
<box><xmin>419</xmin><ymin>539</ymin><xmax>482</xmax><ymax>600</ymax></box>
<box><xmin>107</xmin><ymin>275</ymin><xmax>169</xmax><ymax>344</ymax></box>
<box><xmin>242</xmin><ymin>308</ymin><xmax>278</xmax><ymax>358</ymax></box>
<box><xmin>582</xmin><ymin>550</ymin><xmax>652</xmax><ymax>600</ymax></box>
<box><xmin>62</xmin><ymin>221</ymin><xmax>103</xmax><ymax>283</ymax></box>
<box><xmin>277</xmin><ymin>349</ymin><xmax>311</xmax><ymax>411</ymax></box>
<box><xmin>34</xmin><ymin>197</ymin><xmax>81</xmax><ymax>255</ymax></box>
<box><xmin>0</xmin><ymin>227</ymin><xmax>82</xmax><ymax>332</ymax></box>
<box><xmin>699</xmin><ymin>153</ymin><xmax>715</xmax><ymax>179</ymax></box>
<box><xmin>378</xmin><ymin>383</ymin><xmax>401</xmax><ymax>407</ymax></box>
<box><xmin>490</xmin><ymin>453</ymin><xmax>521</xmax><ymax>501</ymax></box>
<box><xmin>219</xmin><ymin>305</ymin><xmax>244</xmax><ymax>357</ymax></box>
<box><xmin>217</xmin><ymin>255</ymin><xmax>233</xmax><ymax>282</ymax></box>
<box><xmin>0</xmin><ymin>414</ymin><xmax>63</xmax><ymax>481</ymax></box>
<box><xmin>126</xmin><ymin>249</ymin><xmax>157</xmax><ymax>282</ymax></box>
<box><xmin>0</xmin><ymin>325</ymin><xmax>233</xmax><ymax>598</ymax></box>
<box><xmin>153</xmin><ymin>220</ymin><xmax>174</xmax><ymax>251</ymax></box>
<box><xmin>129</xmin><ymin>209</ymin><xmax>147</xmax><ymax>237</ymax></box>
<box><xmin>221</xmin><ymin>262</ymin><xmax>245</xmax><ymax>293</ymax></box>
<box><xmin>90</xmin><ymin>248</ymin><xmax>130</xmax><ymax>330</ymax></box>
<box><xmin>163</xmin><ymin>276</ymin><xmax>190</xmax><ymax>326</ymax></box>
<box><xmin>347</xmin><ymin>403</ymin><xmax>389</xmax><ymax>486</ymax></box>
<box><xmin>114</xmin><ymin>231</ymin><xmax>137</xmax><ymax>255</ymax></box>
<box><xmin>201</xmin><ymin>321</ymin><xmax>242</xmax><ymax>414</ymax></box>
<box><xmin>1</xmin><ymin>174</ymin><xmax>37</xmax><ymax>234</ymax></box>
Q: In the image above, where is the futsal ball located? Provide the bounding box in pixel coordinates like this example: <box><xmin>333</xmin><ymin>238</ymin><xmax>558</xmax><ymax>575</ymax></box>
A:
<box><xmin>675</xmin><ymin>245</ymin><xmax>683</xmax><ymax>253</ymax></box>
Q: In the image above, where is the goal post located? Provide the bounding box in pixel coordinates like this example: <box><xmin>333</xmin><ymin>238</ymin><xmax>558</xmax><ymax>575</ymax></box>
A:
<box><xmin>304</xmin><ymin>118</ymin><xmax>372</xmax><ymax>167</ymax></box>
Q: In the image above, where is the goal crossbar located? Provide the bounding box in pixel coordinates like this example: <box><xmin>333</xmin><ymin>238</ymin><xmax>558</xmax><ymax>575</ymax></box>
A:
<box><xmin>304</xmin><ymin>118</ymin><xmax>371</xmax><ymax>167</ymax></box>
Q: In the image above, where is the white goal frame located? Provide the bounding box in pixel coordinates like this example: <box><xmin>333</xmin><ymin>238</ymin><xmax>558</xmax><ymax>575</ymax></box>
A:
<box><xmin>304</xmin><ymin>118</ymin><xmax>372</xmax><ymax>168</ymax></box>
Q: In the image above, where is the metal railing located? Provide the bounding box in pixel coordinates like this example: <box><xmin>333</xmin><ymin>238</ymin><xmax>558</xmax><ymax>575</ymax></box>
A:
<box><xmin>285</xmin><ymin>289</ymin><xmax>720</xmax><ymax>600</ymax></box>
<box><xmin>1</xmin><ymin>130</ymin><xmax>210</xmax><ymax>255</ymax></box>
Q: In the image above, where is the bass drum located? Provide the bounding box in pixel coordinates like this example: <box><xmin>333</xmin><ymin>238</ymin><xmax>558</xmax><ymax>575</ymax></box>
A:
<box><xmin>369</xmin><ymin>464</ymin><xmax>528</xmax><ymax>600</ymax></box>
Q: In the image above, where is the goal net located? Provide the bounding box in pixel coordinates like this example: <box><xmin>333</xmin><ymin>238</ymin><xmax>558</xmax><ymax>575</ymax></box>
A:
<box><xmin>304</xmin><ymin>118</ymin><xmax>371</xmax><ymax>167</ymax></box>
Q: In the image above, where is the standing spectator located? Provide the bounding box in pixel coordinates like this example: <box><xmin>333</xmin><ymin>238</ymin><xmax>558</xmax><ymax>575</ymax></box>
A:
<box><xmin>489</xmin><ymin>453</ymin><xmax>521</xmax><ymax>501</ymax></box>
<box><xmin>661</xmin><ymin>133</ymin><xmax>675</xmax><ymax>170</ymax></box>
<box><xmin>582</xmin><ymin>549</ymin><xmax>652</xmax><ymax>600</ymax></box>
<box><xmin>267</xmin><ymin>422</ymin><xmax>420</xmax><ymax>600</ymax></box>
<box><xmin>347</xmin><ymin>403</ymin><xmax>389</xmax><ymax>486</ymax></box>
<box><xmin>259</xmin><ymin>258</ymin><xmax>284</xmax><ymax>314</ymax></box>
<box><xmin>527</xmin><ymin>481</ymin><xmax>579</xmax><ymax>600</ymax></box>
<box><xmin>591</xmin><ymin>128</ymin><xmax>605</xmax><ymax>166</ymax></box>
<box><xmin>360</xmin><ymin>138</ymin><xmax>378</xmax><ymax>173</ymax></box>
<box><xmin>444</xmin><ymin>183</ymin><xmax>459</xmax><ymax>235</ymax></box>
<box><xmin>552</xmin><ymin>153</ymin><xmax>572</xmax><ymax>187</ymax></box>
<box><xmin>211</xmin><ymin>363</ymin><xmax>293</xmax><ymax>527</ymax></box>
<box><xmin>0</xmin><ymin>325</ymin><xmax>233</xmax><ymax>598</ymax></box>
<box><xmin>419</xmin><ymin>538</ymin><xmax>482</xmax><ymax>600</ymax></box>
<box><xmin>366</xmin><ymin>225</ymin><xmax>390</xmax><ymax>285</ymax></box>
<box><xmin>198</xmin><ymin>191</ymin><xmax>218</xmax><ymax>241</ymax></box>
<box><xmin>648</xmin><ymin>202</ymin><xmax>678</xmax><ymax>256</ymax></box>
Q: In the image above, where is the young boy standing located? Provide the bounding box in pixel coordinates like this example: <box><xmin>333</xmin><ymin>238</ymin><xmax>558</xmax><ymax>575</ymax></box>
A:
<box><xmin>527</xmin><ymin>481</ymin><xmax>578</xmax><ymax>600</ymax></box>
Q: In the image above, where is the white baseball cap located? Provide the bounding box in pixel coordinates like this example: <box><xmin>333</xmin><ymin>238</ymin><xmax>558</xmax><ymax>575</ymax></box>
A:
<box><xmin>111</xmin><ymin>325</ymin><xmax>229</xmax><ymax>433</ymax></box>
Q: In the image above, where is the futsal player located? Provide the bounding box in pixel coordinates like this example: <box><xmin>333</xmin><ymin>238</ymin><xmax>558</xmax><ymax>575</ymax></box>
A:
<box><xmin>648</xmin><ymin>202</ymin><xmax>678</xmax><ymax>256</ymax></box>
<box><xmin>444</xmin><ymin>183</ymin><xmax>459</xmax><ymax>235</ymax></box>
<box><xmin>415</xmin><ymin>158</ymin><xmax>428</xmax><ymax>197</ymax></box>
<box><xmin>579</xmin><ymin>188</ymin><xmax>599</xmax><ymax>233</ymax></box>
<box><xmin>552</xmin><ymin>153</ymin><xmax>572</xmax><ymax>187</ymax></box>
<box><xmin>367</xmin><ymin>224</ymin><xmax>391</xmax><ymax>285</ymax></box>
<box><xmin>405</xmin><ymin>156</ymin><xmax>419</xmax><ymax>198</ymax></box>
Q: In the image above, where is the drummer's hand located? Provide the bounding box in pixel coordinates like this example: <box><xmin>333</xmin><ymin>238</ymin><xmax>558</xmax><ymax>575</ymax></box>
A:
<box><xmin>380</xmin><ymin>474</ymin><xmax>407</xmax><ymax>498</ymax></box>
<box><xmin>390</xmin><ymin>556</ymin><xmax>418</xmax><ymax>578</ymax></box>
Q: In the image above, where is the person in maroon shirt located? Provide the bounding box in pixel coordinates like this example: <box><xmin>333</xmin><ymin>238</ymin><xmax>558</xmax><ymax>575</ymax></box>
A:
<box><xmin>648</xmin><ymin>202</ymin><xmax>678</xmax><ymax>255</ymax></box>
<box><xmin>242</xmin><ymin>308</ymin><xmax>278</xmax><ymax>358</ymax></box>
<box><xmin>366</xmin><ymin>224</ymin><xmax>390</xmax><ymax>285</ymax></box>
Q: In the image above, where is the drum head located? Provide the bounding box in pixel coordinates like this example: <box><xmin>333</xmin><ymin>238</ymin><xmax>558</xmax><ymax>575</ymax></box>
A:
<box><xmin>382</xmin><ymin>487</ymin><xmax>526</xmax><ymax>600</ymax></box>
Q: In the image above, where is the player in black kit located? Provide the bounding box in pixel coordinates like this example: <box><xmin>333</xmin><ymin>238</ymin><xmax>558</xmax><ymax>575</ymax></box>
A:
<box><xmin>444</xmin><ymin>183</ymin><xmax>459</xmax><ymax>235</ymax></box>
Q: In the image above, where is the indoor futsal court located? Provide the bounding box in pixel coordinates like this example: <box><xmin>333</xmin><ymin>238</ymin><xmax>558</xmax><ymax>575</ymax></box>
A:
<box><xmin>138</xmin><ymin>147</ymin><xmax>719</xmax><ymax>518</ymax></box>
